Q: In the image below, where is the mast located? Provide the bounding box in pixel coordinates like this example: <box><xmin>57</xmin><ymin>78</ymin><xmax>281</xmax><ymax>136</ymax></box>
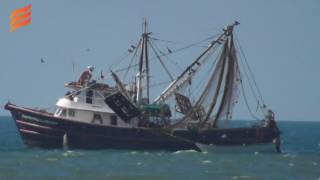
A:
<box><xmin>144</xmin><ymin>20</ymin><xmax>150</xmax><ymax>104</ymax></box>
<box><xmin>136</xmin><ymin>36</ymin><xmax>144</xmax><ymax>104</ymax></box>
<box><xmin>211</xmin><ymin>37</ymin><xmax>234</xmax><ymax>127</ymax></box>
<box><xmin>212</xmin><ymin>34</ymin><xmax>239</xmax><ymax>127</ymax></box>
<box><xmin>136</xmin><ymin>19</ymin><xmax>150</xmax><ymax>105</ymax></box>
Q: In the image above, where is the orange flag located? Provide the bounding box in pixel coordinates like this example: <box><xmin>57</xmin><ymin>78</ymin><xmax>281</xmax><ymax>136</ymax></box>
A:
<box><xmin>10</xmin><ymin>4</ymin><xmax>32</xmax><ymax>32</ymax></box>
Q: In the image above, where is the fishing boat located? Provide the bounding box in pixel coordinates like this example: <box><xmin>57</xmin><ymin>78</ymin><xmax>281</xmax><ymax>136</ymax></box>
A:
<box><xmin>4</xmin><ymin>21</ymin><xmax>281</xmax><ymax>152</ymax></box>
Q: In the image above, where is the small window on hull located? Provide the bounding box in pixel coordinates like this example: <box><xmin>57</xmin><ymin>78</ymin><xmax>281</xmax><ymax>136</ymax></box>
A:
<box><xmin>68</xmin><ymin>109</ymin><xmax>75</xmax><ymax>117</ymax></box>
<box><xmin>86</xmin><ymin>90</ymin><xmax>93</xmax><ymax>104</ymax></box>
<box><xmin>92</xmin><ymin>114</ymin><xmax>103</xmax><ymax>124</ymax></box>
<box><xmin>111</xmin><ymin>115</ymin><xmax>117</xmax><ymax>126</ymax></box>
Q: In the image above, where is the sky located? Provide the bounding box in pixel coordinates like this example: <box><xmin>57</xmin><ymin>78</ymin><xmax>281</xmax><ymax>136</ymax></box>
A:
<box><xmin>0</xmin><ymin>0</ymin><xmax>319</xmax><ymax>121</ymax></box>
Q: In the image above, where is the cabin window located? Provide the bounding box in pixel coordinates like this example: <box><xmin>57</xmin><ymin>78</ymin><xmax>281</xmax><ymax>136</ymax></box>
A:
<box><xmin>61</xmin><ymin>109</ymin><xmax>66</xmax><ymax>117</ymax></box>
<box><xmin>68</xmin><ymin>109</ymin><xmax>75</xmax><ymax>117</ymax></box>
<box><xmin>55</xmin><ymin>108</ymin><xmax>61</xmax><ymax>116</ymax></box>
<box><xmin>92</xmin><ymin>113</ymin><xmax>103</xmax><ymax>124</ymax></box>
<box><xmin>111</xmin><ymin>115</ymin><xmax>117</xmax><ymax>125</ymax></box>
<box><xmin>86</xmin><ymin>90</ymin><xmax>93</xmax><ymax>104</ymax></box>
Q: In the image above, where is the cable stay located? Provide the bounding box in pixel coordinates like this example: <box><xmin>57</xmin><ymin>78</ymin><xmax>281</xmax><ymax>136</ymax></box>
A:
<box><xmin>234</xmin><ymin>33</ymin><xmax>268</xmax><ymax>116</ymax></box>
<box><xmin>148</xmin><ymin>40</ymin><xmax>174</xmax><ymax>81</ymax></box>
<box><xmin>112</xmin><ymin>33</ymin><xmax>222</xmax><ymax>74</ymax></box>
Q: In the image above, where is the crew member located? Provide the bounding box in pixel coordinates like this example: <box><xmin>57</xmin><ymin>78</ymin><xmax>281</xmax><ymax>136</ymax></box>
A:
<box><xmin>78</xmin><ymin>65</ymin><xmax>94</xmax><ymax>87</ymax></box>
<box><xmin>265</xmin><ymin>109</ymin><xmax>281</xmax><ymax>152</ymax></box>
<box><xmin>266</xmin><ymin>109</ymin><xmax>275</xmax><ymax>121</ymax></box>
<box><xmin>265</xmin><ymin>109</ymin><xmax>278</xmax><ymax>129</ymax></box>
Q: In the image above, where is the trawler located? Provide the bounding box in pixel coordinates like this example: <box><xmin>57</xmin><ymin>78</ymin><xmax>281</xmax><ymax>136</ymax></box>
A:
<box><xmin>5</xmin><ymin>21</ymin><xmax>281</xmax><ymax>152</ymax></box>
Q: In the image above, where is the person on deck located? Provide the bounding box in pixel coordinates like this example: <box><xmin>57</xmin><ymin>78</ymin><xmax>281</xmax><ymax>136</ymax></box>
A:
<box><xmin>78</xmin><ymin>65</ymin><xmax>94</xmax><ymax>87</ymax></box>
<box><xmin>265</xmin><ymin>109</ymin><xmax>278</xmax><ymax>130</ymax></box>
<box><xmin>266</xmin><ymin>109</ymin><xmax>275</xmax><ymax>121</ymax></box>
<box><xmin>265</xmin><ymin>109</ymin><xmax>281</xmax><ymax>152</ymax></box>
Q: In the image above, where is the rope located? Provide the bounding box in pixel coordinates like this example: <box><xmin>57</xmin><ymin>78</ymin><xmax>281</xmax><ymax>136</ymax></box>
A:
<box><xmin>234</xmin><ymin>33</ymin><xmax>266</xmax><ymax>106</ymax></box>
<box><xmin>112</xmin><ymin>33</ymin><xmax>221</xmax><ymax>73</ymax></box>
<box><xmin>123</xmin><ymin>39</ymin><xmax>142</xmax><ymax>80</ymax></box>
<box><xmin>240</xmin><ymin>77</ymin><xmax>261</xmax><ymax>120</ymax></box>
<box><xmin>149</xmin><ymin>38</ymin><xmax>184</xmax><ymax>72</ymax></box>
<box><xmin>237</xmin><ymin>61</ymin><xmax>261</xmax><ymax>120</ymax></box>
<box><xmin>108</xmin><ymin>51</ymin><xmax>131</xmax><ymax>70</ymax></box>
<box><xmin>149</xmin><ymin>37</ymin><xmax>208</xmax><ymax>48</ymax></box>
<box><xmin>190</xmin><ymin>46</ymin><xmax>222</xmax><ymax>99</ymax></box>
<box><xmin>107</xmin><ymin>39</ymin><xmax>141</xmax><ymax>74</ymax></box>
<box><xmin>148</xmin><ymin>40</ymin><xmax>174</xmax><ymax>80</ymax></box>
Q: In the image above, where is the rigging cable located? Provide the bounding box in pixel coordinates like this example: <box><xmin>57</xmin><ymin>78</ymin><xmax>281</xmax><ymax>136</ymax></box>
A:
<box><xmin>234</xmin><ymin>33</ymin><xmax>266</xmax><ymax>106</ymax></box>
<box><xmin>148</xmin><ymin>40</ymin><xmax>174</xmax><ymax>81</ymax></box>
<box><xmin>122</xmin><ymin>39</ymin><xmax>142</xmax><ymax>81</ymax></box>
<box><xmin>238</xmin><ymin>68</ymin><xmax>261</xmax><ymax>120</ymax></box>
<box><xmin>190</xmin><ymin>45</ymin><xmax>222</xmax><ymax>99</ymax></box>
<box><xmin>149</xmin><ymin>38</ymin><xmax>184</xmax><ymax>72</ymax></box>
<box><xmin>149</xmin><ymin>37</ymin><xmax>208</xmax><ymax>48</ymax></box>
<box><xmin>106</xmin><ymin>39</ymin><xmax>142</xmax><ymax>77</ymax></box>
<box><xmin>108</xmin><ymin>51</ymin><xmax>131</xmax><ymax>70</ymax></box>
<box><xmin>234</xmin><ymin>39</ymin><xmax>265</xmax><ymax>117</ymax></box>
<box><xmin>113</xmin><ymin>33</ymin><xmax>221</xmax><ymax>73</ymax></box>
<box><xmin>152</xmin><ymin>33</ymin><xmax>220</xmax><ymax>57</ymax></box>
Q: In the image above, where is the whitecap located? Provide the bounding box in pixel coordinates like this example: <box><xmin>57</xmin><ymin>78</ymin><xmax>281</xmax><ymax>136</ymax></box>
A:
<box><xmin>288</xmin><ymin>162</ymin><xmax>295</xmax><ymax>167</ymax></box>
<box><xmin>202</xmin><ymin>151</ymin><xmax>208</xmax><ymax>155</ymax></box>
<box><xmin>173</xmin><ymin>149</ymin><xmax>197</xmax><ymax>154</ymax></box>
<box><xmin>282</xmin><ymin>154</ymin><xmax>289</xmax><ymax>158</ymax></box>
<box><xmin>184</xmin><ymin>149</ymin><xmax>197</xmax><ymax>153</ymax></box>
<box><xmin>137</xmin><ymin>162</ymin><xmax>142</xmax><ymax>166</ymax></box>
<box><xmin>254</xmin><ymin>152</ymin><xmax>259</xmax><ymax>155</ymax></box>
<box><xmin>282</xmin><ymin>154</ymin><xmax>296</xmax><ymax>158</ymax></box>
<box><xmin>62</xmin><ymin>150</ymin><xmax>74</xmax><ymax>157</ymax></box>
<box><xmin>201</xmin><ymin>160</ymin><xmax>212</xmax><ymax>164</ymax></box>
<box><xmin>62</xmin><ymin>150</ymin><xmax>83</xmax><ymax>157</ymax></box>
<box><xmin>174</xmin><ymin>150</ymin><xmax>183</xmax><ymax>154</ymax></box>
<box><xmin>130</xmin><ymin>151</ymin><xmax>137</xmax><ymax>155</ymax></box>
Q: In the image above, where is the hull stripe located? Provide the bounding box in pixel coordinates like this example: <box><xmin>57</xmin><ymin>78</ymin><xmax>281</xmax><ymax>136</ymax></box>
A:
<box><xmin>20</xmin><ymin>129</ymin><xmax>61</xmax><ymax>139</ymax></box>
<box><xmin>16</xmin><ymin>119</ymin><xmax>64</xmax><ymax>133</ymax></box>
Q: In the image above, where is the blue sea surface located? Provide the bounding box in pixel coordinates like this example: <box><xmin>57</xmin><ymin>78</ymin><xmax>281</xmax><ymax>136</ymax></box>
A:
<box><xmin>0</xmin><ymin>116</ymin><xmax>319</xmax><ymax>180</ymax></box>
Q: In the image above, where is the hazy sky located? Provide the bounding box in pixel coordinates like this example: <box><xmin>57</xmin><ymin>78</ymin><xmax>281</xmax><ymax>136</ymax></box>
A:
<box><xmin>0</xmin><ymin>0</ymin><xmax>319</xmax><ymax>121</ymax></box>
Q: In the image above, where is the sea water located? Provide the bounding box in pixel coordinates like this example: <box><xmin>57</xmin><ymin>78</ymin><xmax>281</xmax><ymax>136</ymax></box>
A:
<box><xmin>0</xmin><ymin>116</ymin><xmax>319</xmax><ymax>180</ymax></box>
